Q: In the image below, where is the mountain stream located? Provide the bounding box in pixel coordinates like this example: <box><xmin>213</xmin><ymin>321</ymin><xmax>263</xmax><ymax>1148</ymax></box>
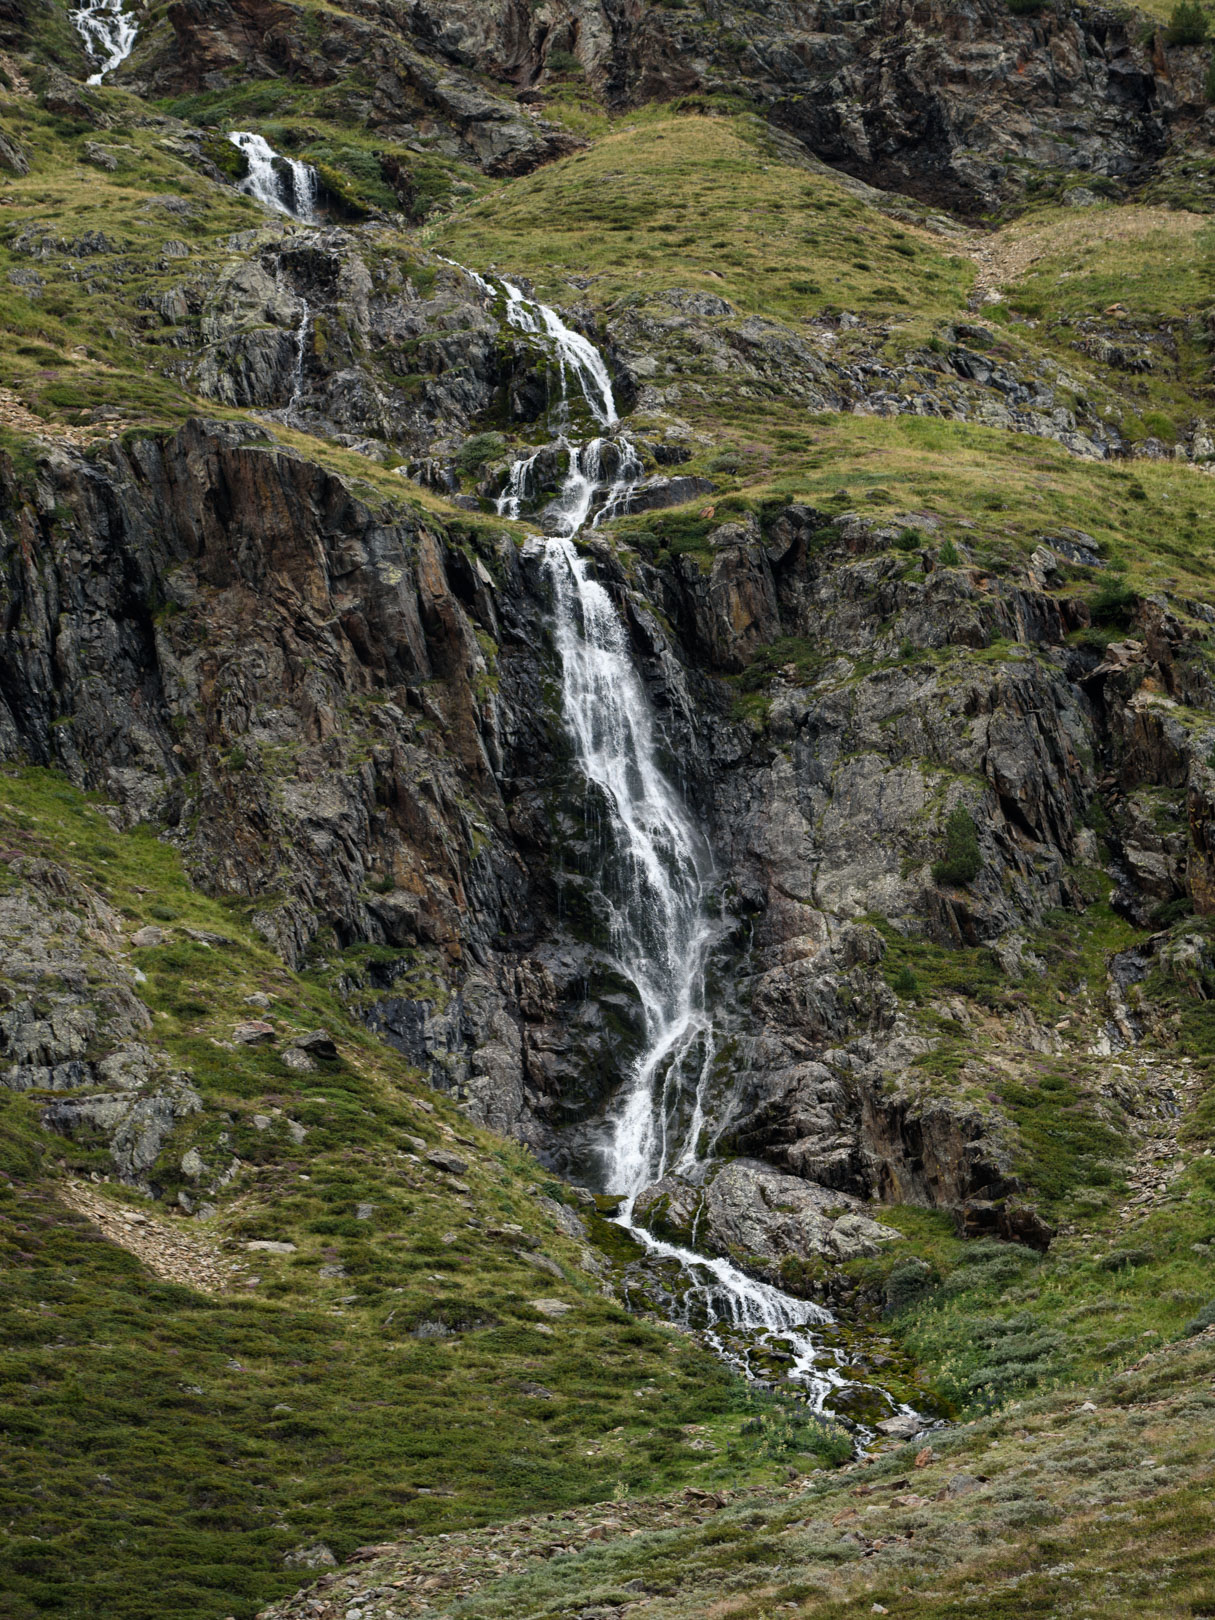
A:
<box><xmin>453</xmin><ymin>265</ymin><xmax>926</xmax><ymax>1448</ymax></box>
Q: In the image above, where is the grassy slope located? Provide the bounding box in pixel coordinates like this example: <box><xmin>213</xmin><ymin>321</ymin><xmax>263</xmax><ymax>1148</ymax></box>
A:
<box><xmin>438</xmin><ymin>115</ymin><xmax>975</xmax><ymax>324</ymax></box>
<box><xmin>274</xmin><ymin>1331</ymin><xmax>1215</xmax><ymax>1619</ymax></box>
<box><xmin>0</xmin><ymin>770</ymin><xmax>814</xmax><ymax>1620</ymax></box>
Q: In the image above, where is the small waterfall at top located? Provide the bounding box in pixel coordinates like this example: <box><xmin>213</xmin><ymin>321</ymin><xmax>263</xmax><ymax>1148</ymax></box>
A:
<box><xmin>457</xmin><ymin>260</ymin><xmax>922</xmax><ymax>1440</ymax></box>
<box><xmin>70</xmin><ymin>0</ymin><xmax>138</xmax><ymax>84</ymax></box>
<box><xmin>228</xmin><ymin>132</ymin><xmax>319</xmax><ymax>224</ymax></box>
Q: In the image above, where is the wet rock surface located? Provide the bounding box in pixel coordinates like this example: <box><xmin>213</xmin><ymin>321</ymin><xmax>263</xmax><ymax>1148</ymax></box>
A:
<box><xmin>635</xmin><ymin>1158</ymin><xmax>900</xmax><ymax>1271</ymax></box>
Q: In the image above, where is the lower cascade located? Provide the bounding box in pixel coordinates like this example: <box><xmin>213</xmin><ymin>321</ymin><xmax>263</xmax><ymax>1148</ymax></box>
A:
<box><xmin>70</xmin><ymin>0</ymin><xmax>138</xmax><ymax>83</ymax></box>
<box><xmin>471</xmin><ymin>261</ymin><xmax>922</xmax><ymax>1441</ymax></box>
<box><xmin>228</xmin><ymin>131</ymin><xmax>319</xmax><ymax>224</ymax></box>
<box><xmin>542</xmin><ymin>532</ymin><xmax>918</xmax><ymax>1441</ymax></box>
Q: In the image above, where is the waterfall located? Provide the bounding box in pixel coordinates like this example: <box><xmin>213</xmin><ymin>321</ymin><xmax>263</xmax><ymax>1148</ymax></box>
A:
<box><xmin>500</xmin><ymin>280</ymin><xmax>619</xmax><ymax>427</ymax></box>
<box><xmin>71</xmin><ymin>0</ymin><xmax>138</xmax><ymax>84</ymax></box>
<box><xmin>544</xmin><ymin>438</ymin><xmax>644</xmax><ymax>538</ymax></box>
<box><xmin>544</xmin><ymin>537</ymin><xmax>716</xmax><ymax>1205</ymax></box>
<box><xmin>228</xmin><ymin>132</ymin><xmax>319</xmax><ymax>224</ymax></box>
<box><xmin>544</xmin><ymin>537</ymin><xmax>861</xmax><ymax>1414</ymax></box>
<box><xmin>287</xmin><ymin>297</ymin><xmax>310</xmax><ymax>418</ymax></box>
<box><xmin>543</xmin><ymin>531</ymin><xmax>927</xmax><ymax>1427</ymax></box>
<box><xmin>447</xmin><ymin>258</ymin><xmax>922</xmax><ymax>1437</ymax></box>
<box><xmin>495</xmin><ymin>450</ymin><xmax>541</xmax><ymax>519</ymax></box>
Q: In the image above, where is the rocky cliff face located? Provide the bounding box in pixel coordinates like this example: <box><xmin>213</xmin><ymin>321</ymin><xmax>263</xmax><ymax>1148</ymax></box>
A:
<box><xmin>110</xmin><ymin>0</ymin><xmax>1215</xmax><ymax>213</ymax></box>
<box><xmin>7</xmin><ymin>0</ymin><xmax>1215</xmax><ymax>1610</ymax></box>
<box><xmin>4</xmin><ymin>401</ymin><xmax>1211</xmax><ymax>1247</ymax></box>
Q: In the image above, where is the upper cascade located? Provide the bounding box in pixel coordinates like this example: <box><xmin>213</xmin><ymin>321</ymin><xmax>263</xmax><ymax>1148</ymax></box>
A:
<box><xmin>445</xmin><ymin>260</ymin><xmax>618</xmax><ymax>428</ymax></box>
<box><xmin>438</xmin><ymin>258</ymin><xmax>639</xmax><ymax>530</ymax></box>
<box><xmin>228</xmin><ymin>132</ymin><xmax>319</xmax><ymax>224</ymax></box>
<box><xmin>499</xmin><ymin>279</ymin><xmax>619</xmax><ymax>428</ymax></box>
<box><xmin>70</xmin><ymin>0</ymin><xmax>138</xmax><ymax>84</ymax></box>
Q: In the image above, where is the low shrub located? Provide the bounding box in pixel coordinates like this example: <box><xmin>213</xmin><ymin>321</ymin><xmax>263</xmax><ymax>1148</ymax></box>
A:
<box><xmin>1165</xmin><ymin>0</ymin><xmax>1209</xmax><ymax>45</ymax></box>
<box><xmin>933</xmin><ymin>805</ymin><xmax>982</xmax><ymax>886</ymax></box>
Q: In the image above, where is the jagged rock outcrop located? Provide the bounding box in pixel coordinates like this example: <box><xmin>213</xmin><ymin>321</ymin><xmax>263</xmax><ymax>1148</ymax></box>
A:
<box><xmin>3</xmin><ymin>420</ymin><xmax>1214</xmax><ymax>1234</ymax></box>
<box><xmin>635</xmin><ymin>1158</ymin><xmax>901</xmax><ymax>1273</ymax></box>
<box><xmin>0</xmin><ymin>856</ymin><xmax>204</xmax><ymax>1185</ymax></box>
<box><xmin>189</xmin><ymin>243</ymin><xmax>619</xmax><ymax>462</ymax></box>
<box><xmin>608</xmin><ymin>297</ymin><xmax>1139</xmax><ymax>463</ymax></box>
<box><xmin>130</xmin><ymin>0</ymin><xmax>582</xmax><ymax>177</ymax></box>
<box><xmin>167</xmin><ymin>0</ymin><xmax>1213</xmax><ymax>213</ymax></box>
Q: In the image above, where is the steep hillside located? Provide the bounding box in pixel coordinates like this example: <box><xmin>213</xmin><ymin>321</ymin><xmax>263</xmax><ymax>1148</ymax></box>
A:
<box><xmin>1</xmin><ymin>0</ymin><xmax>1215</xmax><ymax>1617</ymax></box>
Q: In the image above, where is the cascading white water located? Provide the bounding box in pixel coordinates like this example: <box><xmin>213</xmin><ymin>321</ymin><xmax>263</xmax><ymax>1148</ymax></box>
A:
<box><xmin>286</xmin><ymin>297</ymin><xmax>310</xmax><ymax>417</ymax></box>
<box><xmin>228</xmin><ymin>132</ymin><xmax>319</xmax><ymax>224</ymax></box>
<box><xmin>445</xmin><ymin>258</ymin><xmax>921</xmax><ymax>1434</ymax></box>
<box><xmin>544</xmin><ymin>537</ymin><xmax>865</xmax><ymax>1414</ymax></box>
<box><xmin>71</xmin><ymin>0</ymin><xmax>138</xmax><ymax>84</ymax></box>
<box><xmin>500</xmin><ymin>280</ymin><xmax>619</xmax><ymax>427</ymax></box>
<box><xmin>495</xmin><ymin>450</ymin><xmax>541</xmax><ymax>519</ymax></box>
<box><xmin>544</xmin><ymin>537</ymin><xmax>717</xmax><ymax>1203</ymax></box>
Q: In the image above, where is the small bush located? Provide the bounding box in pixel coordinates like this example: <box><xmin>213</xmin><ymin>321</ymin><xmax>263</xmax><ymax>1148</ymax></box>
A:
<box><xmin>1165</xmin><ymin>0</ymin><xmax>1209</xmax><ymax>45</ymax></box>
<box><xmin>1008</xmin><ymin>0</ymin><xmax>1047</xmax><ymax>12</ymax></box>
<box><xmin>892</xmin><ymin>964</ymin><xmax>920</xmax><ymax>999</ymax></box>
<box><xmin>1183</xmin><ymin>1299</ymin><xmax>1215</xmax><ymax>1336</ymax></box>
<box><xmin>546</xmin><ymin>48</ymin><xmax>584</xmax><ymax>75</ymax></box>
<box><xmin>1090</xmin><ymin>579</ymin><xmax>1138</xmax><ymax>630</ymax></box>
<box><xmin>884</xmin><ymin>1257</ymin><xmax>932</xmax><ymax>1315</ymax></box>
<box><xmin>939</xmin><ymin>537</ymin><xmax>960</xmax><ymax>566</ymax></box>
<box><xmin>933</xmin><ymin>804</ymin><xmax>982</xmax><ymax>887</ymax></box>
<box><xmin>896</xmin><ymin>526</ymin><xmax>922</xmax><ymax>552</ymax></box>
<box><xmin>455</xmin><ymin>432</ymin><xmax>506</xmax><ymax>478</ymax></box>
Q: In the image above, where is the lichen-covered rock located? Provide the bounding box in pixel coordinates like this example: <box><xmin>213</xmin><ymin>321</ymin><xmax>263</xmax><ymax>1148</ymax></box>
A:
<box><xmin>635</xmin><ymin>1159</ymin><xmax>899</xmax><ymax>1275</ymax></box>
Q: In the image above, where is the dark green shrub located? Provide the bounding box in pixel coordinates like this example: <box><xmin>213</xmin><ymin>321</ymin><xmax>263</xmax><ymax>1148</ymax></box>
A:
<box><xmin>1165</xmin><ymin>0</ymin><xmax>1209</xmax><ymax>45</ymax></box>
<box><xmin>883</xmin><ymin>1257</ymin><xmax>932</xmax><ymax>1315</ymax></box>
<box><xmin>1183</xmin><ymin>1298</ymin><xmax>1215</xmax><ymax>1335</ymax></box>
<box><xmin>1008</xmin><ymin>0</ymin><xmax>1047</xmax><ymax>12</ymax></box>
<box><xmin>455</xmin><ymin>432</ymin><xmax>506</xmax><ymax>478</ymax></box>
<box><xmin>933</xmin><ymin>804</ymin><xmax>982</xmax><ymax>886</ymax></box>
<box><xmin>939</xmin><ymin>537</ymin><xmax>960</xmax><ymax>566</ymax></box>
<box><xmin>547</xmin><ymin>48</ymin><xmax>584</xmax><ymax>75</ymax></box>
<box><xmin>1090</xmin><ymin>579</ymin><xmax>1138</xmax><ymax>629</ymax></box>
<box><xmin>892</xmin><ymin>964</ymin><xmax>920</xmax><ymax>999</ymax></box>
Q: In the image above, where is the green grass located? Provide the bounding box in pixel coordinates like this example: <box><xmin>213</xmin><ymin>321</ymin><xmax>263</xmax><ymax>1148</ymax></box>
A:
<box><xmin>436</xmin><ymin>114</ymin><xmax>975</xmax><ymax>324</ymax></box>
<box><xmin>621</xmin><ymin>411</ymin><xmax>1215</xmax><ymax>611</ymax></box>
<box><xmin>311</xmin><ymin>1335</ymin><xmax>1215</xmax><ymax>1619</ymax></box>
<box><xmin>0</xmin><ymin>769</ymin><xmax>809</xmax><ymax>1620</ymax></box>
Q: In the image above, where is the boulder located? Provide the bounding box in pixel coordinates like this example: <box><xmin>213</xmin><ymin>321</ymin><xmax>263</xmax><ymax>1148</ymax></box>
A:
<box><xmin>232</xmin><ymin>1021</ymin><xmax>275</xmax><ymax>1045</ymax></box>
<box><xmin>635</xmin><ymin>1159</ymin><xmax>899</xmax><ymax>1273</ymax></box>
<box><xmin>426</xmin><ymin>1149</ymin><xmax>469</xmax><ymax>1176</ymax></box>
<box><xmin>287</xmin><ymin>1028</ymin><xmax>338</xmax><ymax>1059</ymax></box>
